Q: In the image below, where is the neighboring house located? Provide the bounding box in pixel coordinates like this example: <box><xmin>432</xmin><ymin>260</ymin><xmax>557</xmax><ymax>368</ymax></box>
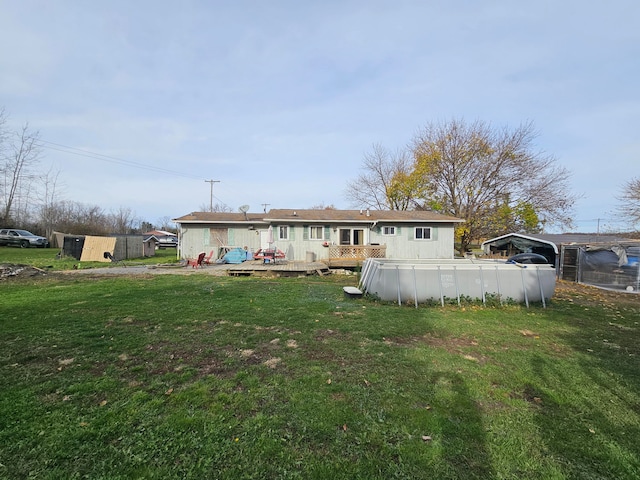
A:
<box><xmin>143</xmin><ymin>230</ymin><xmax>178</xmax><ymax>249</ymax></box>
<box><xmin>173</xmin><ymin>209</ymin><xmax>463</xmax><ymax>266</ymax></box>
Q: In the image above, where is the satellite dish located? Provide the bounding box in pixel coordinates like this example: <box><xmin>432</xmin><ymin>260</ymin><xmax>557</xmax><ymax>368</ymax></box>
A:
<box><xmin>238</xmin><ymin>204</ymin><xmax>250</xmax><ymax>220</ymax></box>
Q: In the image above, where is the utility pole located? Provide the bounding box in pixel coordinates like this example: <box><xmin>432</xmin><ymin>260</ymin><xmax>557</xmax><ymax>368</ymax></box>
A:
<box><xmin>205</xmin><ymin>180</ymin><xmax>220</xmax><ymax>211</ymax></box>
<box><xmin>261</xmin><ymin>203</ymin><xmax>270</xmax><ymax>213</ymax></box>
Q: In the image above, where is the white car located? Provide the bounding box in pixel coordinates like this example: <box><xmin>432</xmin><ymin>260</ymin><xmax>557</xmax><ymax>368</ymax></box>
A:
<box><xmin>0</xmin><ymin>229</ymin><xmax>50</xmax><ymax>248</ymax></box>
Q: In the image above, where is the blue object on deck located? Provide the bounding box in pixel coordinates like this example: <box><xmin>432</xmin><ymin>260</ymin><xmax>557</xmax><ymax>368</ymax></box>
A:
<box><xmin>223</xmin><ymin>248</ymin><xmax>248</xmax><ymax>264</ymax></box>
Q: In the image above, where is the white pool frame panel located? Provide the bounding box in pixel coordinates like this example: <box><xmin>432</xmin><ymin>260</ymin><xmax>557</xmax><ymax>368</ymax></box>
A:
<box><xmin>358</xmin><ymin>258</ymin><xmax>556</xmax><ymax>307</ymax></box>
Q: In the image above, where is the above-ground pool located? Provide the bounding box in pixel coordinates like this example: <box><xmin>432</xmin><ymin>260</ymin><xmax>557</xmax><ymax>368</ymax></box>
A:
<box><xmin>358</xmin><ymin>258</ymin><xmax>556</xmax><ymax>307</ymax></box>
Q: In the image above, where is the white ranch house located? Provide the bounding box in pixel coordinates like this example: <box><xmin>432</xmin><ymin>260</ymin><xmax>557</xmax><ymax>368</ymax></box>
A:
<box><xmin>173</xmin><ymin>209</ymin><xmax>463</xmax><ymax>267</ymax></box>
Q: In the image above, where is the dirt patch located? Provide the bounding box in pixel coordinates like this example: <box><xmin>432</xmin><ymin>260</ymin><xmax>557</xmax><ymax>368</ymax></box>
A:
<box><xmin>0</xmin><ymin>263</ymin><xmax>49</xmax><ymax>280</ymax></box>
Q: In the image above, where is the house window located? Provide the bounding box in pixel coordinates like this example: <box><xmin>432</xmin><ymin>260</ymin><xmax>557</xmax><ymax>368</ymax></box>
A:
<box><xmin>278</xmin><ymin>225</ymin><xmax>289</xmax><ymax>240</ymax></box>
<box><xmin>415</xmin><ymin>227</ymin><xmax>431</xmax><ymax>240</ymax></box>
<box><xmin>309</xmin><ymin>226</ymin><xmax>324</xmax><ymax>240</ymax></box>
<box><xmin>382</xmin><ymin>226</ymin><xmax>396</xmax><ymax>236</ymax></box>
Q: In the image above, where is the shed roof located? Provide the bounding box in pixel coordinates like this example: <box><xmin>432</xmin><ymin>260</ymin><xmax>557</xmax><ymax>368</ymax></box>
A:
<box><xmin>481</xmin><ymin>233</ymin><xmax>559</xmax><ymax>254</ymax></box>
<box><xmin>481</xmin><ymin>232</ymin><xmax>640</xmax><ymax>254</ymax></box>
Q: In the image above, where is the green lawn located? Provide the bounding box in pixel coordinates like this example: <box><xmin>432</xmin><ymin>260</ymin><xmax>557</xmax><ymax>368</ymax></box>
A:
<box><xmin>1</xmin><ymin>254</ymin><xmax>639</xmax><ymax>479</ymax></box>
<box><xmin>0</xmin><ymin>245</ymin><xmax>179</xmax><ymax>270</ymax></box>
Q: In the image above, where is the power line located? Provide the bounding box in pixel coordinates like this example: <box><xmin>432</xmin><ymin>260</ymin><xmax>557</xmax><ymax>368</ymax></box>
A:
<box><xmin>35</xmin><ymin>139</ymin><xmax>203</xmax><ymax>180</ymax></box>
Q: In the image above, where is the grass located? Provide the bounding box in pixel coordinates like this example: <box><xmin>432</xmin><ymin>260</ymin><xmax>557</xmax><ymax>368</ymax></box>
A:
<box><xmin>1</xmin><ymin>255</ymin><xmax>639</xmax><ymax>479</ymax></box>
<box><xmin>0</xmin><ymin>245</ymin><xmax>180</xmax><ymax>270</ymax></box>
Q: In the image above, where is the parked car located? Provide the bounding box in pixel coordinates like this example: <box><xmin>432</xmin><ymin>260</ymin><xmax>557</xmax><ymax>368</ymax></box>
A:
<box><xmin>143</xmin><ymin>234</ymin><xmax>178</xmax><ymax>249</ymax></box>
<box><xmin>0</xmin><ymin>228</ymin><xmax>50</xmax><ymax>248</ymax></box>
<box><xmin>156</xmin><ymin>235</ymin><xmax>178</xmax><ymax>249</ymax></box>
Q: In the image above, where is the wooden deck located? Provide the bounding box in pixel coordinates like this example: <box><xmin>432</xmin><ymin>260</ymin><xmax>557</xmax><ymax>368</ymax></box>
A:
<box><xmin>326</xmin><ymin>245</ymin><xmax>386</xmax><ymax>268</ymax></box>
<box><xmin>226</xmin><ymin>260</ymin><xmax>331</xmax><ymax>277</ymax></box>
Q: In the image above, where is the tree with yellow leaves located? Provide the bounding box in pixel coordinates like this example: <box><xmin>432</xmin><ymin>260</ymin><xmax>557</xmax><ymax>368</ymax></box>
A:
<box><xmin>346</xmin><ymin>119</ymin><xmax>576</xmax><ymax>255</ymax></box>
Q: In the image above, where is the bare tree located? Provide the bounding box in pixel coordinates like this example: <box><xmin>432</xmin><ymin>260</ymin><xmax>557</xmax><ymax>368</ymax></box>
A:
<box><xmin>38</xmin><ymin>166</ymin><xmax>64</xmax><ymax>238</ymax></box>
<box><xmin>1</xmin><ymin>122</ymin><xmax>41</xmax><ymax>224</ymax></box>
<box><xmin>108</xmin><ymin>206</ymin><xmax>139</xmax><ymax>233</ymax></box>
<box><xmin>42</xmin><ymin>200</ymin><xmax>110</xmax><ymax>235</ymax></box>
<box><xmin>198</xmin><ymin>202</ymin><xmax>233</xmax><ymax>212</ymax></box>
<box><xmin>309</xmin><ymin>203</ymin><xmax>336</xmax><ymax>210</ymax></box>
<box><xmin>156</xmin><ymin>216</ymin><xmax>177</xmax><ymax>232</ymax></box>
<box><xmin>344</xmin><ymin>144</ymin><xmax>417</xmax><ymax>210</ymax></box>
<box><xmin>616</xmin><ymin>177</ymin><xmax>640</xmax><ymax>228</ymax></box>
<box><xmin>0</xmin><ymin>107</ymin><xmax>7</xmax><ymax>150</ymax></box>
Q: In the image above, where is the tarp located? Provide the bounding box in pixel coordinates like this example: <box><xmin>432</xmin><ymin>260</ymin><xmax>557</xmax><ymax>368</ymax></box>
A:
<box><xmin>584</xmin><ymin>245</ymin><xmax>640</xmax><ymax>268</ymax></box>
<box><xmin>222</xmin><ymin>247</ymin><xmax>248</xmax><ymax>264</ymax></box>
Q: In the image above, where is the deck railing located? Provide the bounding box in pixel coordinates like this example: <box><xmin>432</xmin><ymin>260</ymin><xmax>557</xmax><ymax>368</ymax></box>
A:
<box><xmin>327</xmin><ymin>244</ymin><xmax>386</xmax><ymax>261</ymax></box>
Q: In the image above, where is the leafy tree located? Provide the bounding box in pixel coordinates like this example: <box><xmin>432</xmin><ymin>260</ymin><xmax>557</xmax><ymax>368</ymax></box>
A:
<box><xmin>411</xmin><ymin>119</ymin><xmax>575</xmax><ymax>253</ymax></box>
<box><xmin>616</xmin><ymin>177</ymin><xmax>640</xmax><ymax>228</ymax></box>
<box><xmin>346</xmin><ymin>119</ymin><xmax>576</xmax><ymax>255</ymax></box>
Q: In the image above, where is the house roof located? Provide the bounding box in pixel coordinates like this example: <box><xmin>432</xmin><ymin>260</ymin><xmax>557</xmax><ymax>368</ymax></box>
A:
<box><xmin>173</xmin><ymin>209</ymin><xmax>463</xmax><ymax>224</ymax></box>
<box><xmin>173</xmin><ymin>212</ymin><xmax>268</xmax><ymax>224</ymax></box>
<box><xmin>265</xmin><ymin>209</ymin><xmax>463</xmax><ymax>223</ymax></box>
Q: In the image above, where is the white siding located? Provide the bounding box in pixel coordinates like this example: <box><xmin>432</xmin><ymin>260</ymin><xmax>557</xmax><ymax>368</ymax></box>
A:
<box><xmin>179</xmin><ymin>226</ymin><xmax>263</xmax><ymax>259</ymax></box>
<box><xmin>369</xmin><ymin>225</ymin><xmax>455</xmax><ymax>259</ymax></box>
<box><xmin>179</xmin><ymin>223</ymin><xmax>456</xmax><ymax>261</ymax></box>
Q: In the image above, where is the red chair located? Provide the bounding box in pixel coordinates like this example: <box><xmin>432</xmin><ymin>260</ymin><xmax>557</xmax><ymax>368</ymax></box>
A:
<box><xmin>203</xmin><ymin>250</ymin><xmax>215</xmax><ymax>265</ymax></box>
<box><xmin>187</xmin><ymin>252</ymin><xmax>206</xmax><ymax>269</ymax></box>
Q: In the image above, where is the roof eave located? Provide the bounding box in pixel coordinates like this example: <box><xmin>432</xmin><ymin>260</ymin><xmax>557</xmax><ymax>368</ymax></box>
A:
<box><xmin>263</xmin><ymin>217</ymin><xmax>464</xmax><ymax>223</ymax></box>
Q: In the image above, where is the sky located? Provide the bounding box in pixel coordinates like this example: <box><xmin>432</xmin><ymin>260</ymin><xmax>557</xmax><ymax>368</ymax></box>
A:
<box><xmin>1</xmin><ymin>1</ymin><xmax>639</xmax><ymax>232</ymax></box>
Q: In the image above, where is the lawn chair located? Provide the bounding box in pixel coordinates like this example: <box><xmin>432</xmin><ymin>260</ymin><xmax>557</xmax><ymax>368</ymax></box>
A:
<box><xmin>187</xmin><ymin>252</ymin><xmax>206</xmax><ymax>269</ymax></box>
<box><xmin>203</xmin><ymin>250</ymin><xmax>215</xmax><ymax>265</ymax></box>
<box><xmin>103</xmin><ymin>251</ymin><xmax>125</xmax><ymax>266</ymax></box>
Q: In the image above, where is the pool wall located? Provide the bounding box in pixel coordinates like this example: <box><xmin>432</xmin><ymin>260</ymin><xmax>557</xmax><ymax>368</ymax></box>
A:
<box><xmin>358</xmin><ymin>258</ymin><xmax>556</xmax><ymax>307</ymax></box>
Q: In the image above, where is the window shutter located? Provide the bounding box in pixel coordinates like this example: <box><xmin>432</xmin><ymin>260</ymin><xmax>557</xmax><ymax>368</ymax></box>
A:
<box><xmin>432</xmin><ymin>227</ymin><xmax>438</xmax><ymax>240</ymax></box>
<box><xmin>303</xmin><ymin>225</ymin><xmax>309</xmax><ymax>240</ymax></box>
<box><xmin>408</xmin><ymin>227</ymin><xmax>414</xmax><ymax>240</ymax></box>
<box><xmin>289</xmin><ymin>225</ymin><xmax>295</xmax><ymax>241</ymax></box>
<box><xmin>324</xmin><ymin>225</ymin><xmax>330</xmax><ymax>239</ymax></box>
<box><xmin>228</xmin><ymin>228</ymin><xmax>235</xmax><ymax>245</ymax></box>
<box><xmin>396</xmin><ymin>226</ymin><xmax>401</xmax><ymax>234</ymax></box>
